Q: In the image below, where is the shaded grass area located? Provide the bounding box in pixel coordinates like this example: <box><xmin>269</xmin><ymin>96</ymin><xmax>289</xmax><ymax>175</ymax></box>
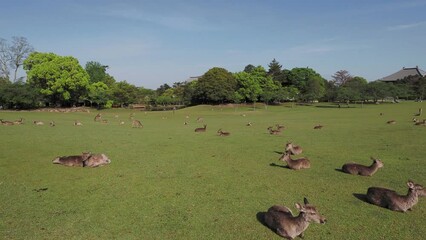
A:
<box><xmin>0</xmin><ymin>102</ymin><xmax>425</xmax><ymax>239</ymax></box>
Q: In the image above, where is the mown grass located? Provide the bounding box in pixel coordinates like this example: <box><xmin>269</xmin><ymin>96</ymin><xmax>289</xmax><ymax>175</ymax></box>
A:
<box><xmin>0</xmin><ymin>102</ymin><xmax>425</xmax><ymax>239</ymax></box>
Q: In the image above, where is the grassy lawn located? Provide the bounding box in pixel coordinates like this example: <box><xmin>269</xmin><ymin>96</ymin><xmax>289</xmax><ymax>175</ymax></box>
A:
<box><xmin>0</xmin><ymin>101</ymin><xmax>425</xmax><ymax>239</ymax></box>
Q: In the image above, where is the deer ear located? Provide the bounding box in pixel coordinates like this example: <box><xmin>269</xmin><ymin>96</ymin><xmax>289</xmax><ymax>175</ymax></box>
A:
<box><xmin>295</xmin><ymin>203</ymin><xmax>305</xmax><ymax>212</ymax></box>
<box><xmin>304</xmin><ymin>197</ymin><xmax>309</xmax><ymax>205</ymax></box>
<box><xmin>407</xmin><ymin>181</ymin><xmax>414</xmax><ymax>188</ymax></box>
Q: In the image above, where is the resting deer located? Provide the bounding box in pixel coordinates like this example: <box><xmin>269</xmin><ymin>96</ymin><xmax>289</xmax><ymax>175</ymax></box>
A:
<box><xmin>94</xmin><ymin>113</ymin><xmax>101</xmax><ymax>122</ymax></box>
<box><xmin>267</xmin><ymin>126</ymin><xmax>281</xmax><ymax>135</ymax></box>
<box><xmin>285</xmin><ymin>142</ymin><xmax>303</xmax><ymax>155</ymax></box>
<box><xmin>276</xmin><ymin>124</ymin><xmax>285</xmax><ymax>131</ymax></box>
<box><xmin>264</xmin><ymin>198</ymin><xmax>326</xmax><ymax>240</ymax></box>
<box><xmin>246</xmin><ymin>122</ymin><xmax>252</xmax><ymax>126</ymax></box>
<box><xmin>52</xmin><ymin>152</ymin><xmax>92</xmax><ymax>167</ymax></box>
<box><xmin>101</xmin><ymin>119</ymin><xmax>108</xmax><ymax>124</ymax></box>
<box><xmin>132</xmin><ymin>119</ymin><xmax>143</xmax><ymax>128</ymax></box>
<box><xmin>13</xmin><ymin>118</ymin><xmax>24</xmax><ymax>125</ymax></box>
<box><xmin>217</xmin><ymin>129</ymin><xmax>230</xmax><ymax>136</ymax></box>
<box><xmin>1</xmin><ymin>119</ymin><xmax>14</xmax><ymax>126</ymax></box>
<box><xmin>313</xmin><ymin>124</ymin><xmax>323</xmax><ymax>129</ymax></box>
<box><xmin>416</xmin><ymin>183</ymin><xmax>426</xmax><ymax>197</ymax></box>
<box><xmin>387</xmin><ymin>120</ymin><xmax>396</xmax><ymax>124</ymax></box>
<box><xmin>74</xmin><ymin>120</ymin><xmax>83</xmax><ymax>126</ymax></box>
<box><xmin>194</xmin><ymin>124</ymin><xmax>207</xmax><ymax>132</ymax></box>
<box><xmin>49</xmin><ymin>121</ymin><xmax>56</xmax><ymax>127</ymax></box>
<box><xmin>414</xmin><ymin>119</ymin><xmax>426</xmax><ymax>126</ymax></box>
<box><xmin>197</xmin><ymin>117</ymin><xmax>204</xmax><ymax>122</ymax></box>
<box><xmin>280</xmin><ymin>151</ymin><xmax>310</xmax><ymax>170</ymax></box>
<box><xmin>342</xmin><ymin>157</ymin><xmax>384</xmax><ymax>176</ymax></box>
<box><xmin>33</xmin><ymin>121</ymin><xmax>44</xmax><ymax>125</ymax></box>
<box><xmin>366</xmin><ymin>180</ymin><xmax>423</xmax><ymax>212</ymax></box>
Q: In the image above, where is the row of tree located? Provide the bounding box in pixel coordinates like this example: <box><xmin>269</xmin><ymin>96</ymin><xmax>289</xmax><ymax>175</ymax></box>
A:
<box><xmin>1</xmin><ymin>37</ymin><xmax>425</xmax><ymax>109</ymax></box>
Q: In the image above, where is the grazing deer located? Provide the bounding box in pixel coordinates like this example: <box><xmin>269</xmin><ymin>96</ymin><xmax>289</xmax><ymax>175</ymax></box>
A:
<box><xmin>52</xmin><ymin>152</ymin><xmax>92</xmax><ymax>167</ymax></box>
<box><xmin>49</xmin><ymin>121</ymin><xmax>56</xmax><ymax>127</ymax></box>
<box><xmin>342</xmin><ymin>157</ymin><xmax>384</xmax><ymax>176</ymax></box>
<box><xmin>132</xmin><ymin>119</ymin><xmax>143</xmax><ymax>128</ymax></box>
<box><xmin>264</xmin><ymin>198</ymin><xmax>326</xmax><ymax>240</ymax></box>
<box><xmin>194</xmin><ymin>124</ymin><xmax>207</xmax><ymax>132</ymax></box>
<box><xmin>279</xmin><ymin>151</ymin><xmax>310</xmax><ymax>170</ymax></box>
<box><xmin>313</xmin><ymin>124</ymin><xmax>323</xmax><ymax>129</ymax></box>
<box><xmin>366</xmin><ymin>180</ymin><xmax>423</xmax><ymax>212</ymax></box>
<box><xmin>33</xmin><ymin>121</ymin><xmax>44</xmax><ymax>125</ymax></box>
<box><xmin>267</xmin><ymin>126</ymin><xmax>281</xmax><ymax>135</ymax></box>
<box><xmin>217</xmin><ymin>129</ymin><xmax>230</xmax><ymax>136</ymax></box>
<box><xmin>387</xmin><ymin>120</ymin><xmax>396</xmax><ymax>124</ymax></box>
<box><xmin>246</xmin><ymin>122</ymin><xmax>252</xmax><ymax>126</ymax></box>
<box><xmin>285</xmin><ymin>142</ymin><xmax>303</xmax><ymax>155</ymax></box>
<box><xmin>74</xmin><ymin>120</ymin><xmax>83</xmax><ymax>126</ymax></box>
<box><xmin>13</xmin><ymin>118</ymin><xmax>24</xmax><ymax>125</ymax></box>
<box><xmin>1</xmin><ymin>119</ymin><xmax>14</xmax><ymax>126</ymax></box>
<box><xmin>94</xmin><ymin>113</ymin><xmax>102</xmax><ymax>122</ymax></box>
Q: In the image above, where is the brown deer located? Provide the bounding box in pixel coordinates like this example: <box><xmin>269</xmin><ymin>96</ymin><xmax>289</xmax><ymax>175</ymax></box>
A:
<box><xmin>196</xmin><ymin>117</ymin><xmax>204</xmax><ymax>122</ymax></box>
<box><xmin>74</xmin><ymin>120</ymin><xmax>83</xmax><ymax>126</ymax></box>
<box><xmin>414</xmin><ymin>119</ymin><xmax>426</xmax><ymax>126</ymax></box>
<box><xmin>52</xmin><ymin>152</ymin><xmax>92</xmax><ymax>167</ymax></box>
<box><xmin>13</xmin><ymin>118</ymin><xmax>24</xmax><ymax>125</ymax></box>
<box><xmin>416</xmin><ymin>183</ymin><xmax>426</xmax><ymax>197</ymax></box>
<box><xmin>276</xmin><ymin>124</ymin><xmax>285</xmax><ymax>131</ymax></box>
<box><xmin>49</xmin><ymin>121</ymin><xmax>56</xmax><ymax>127</ymax></box>
<box><xmin>33</xmin><ymin>121</ymin><xmax>44</xmax><ymax>125</ymax></box>
<box><xmin>313</xmin><ymin>124</ymin><xmax>323</xmax><ymax>129</ymax></box>
<box><xmin>386</xmin><ymin>120</ymin><xmax>396</xmax><ymax>124</ymax></box>
<box><xmin>132</xmin><ymin>119</ymin><xmax>143</xmax><ymax>128</ymax></box>
<box><xmin>264</xmin><ymin>198</ymin><xmax>326</xmax><ymax>239</ymax></box>
<box><xmin>101</xmin><ymin>119</ymin><xmax>108</xmax><ymax>124</ymax></box>
<box><xmin>267</xmin><ymin>126</ymin><xmax>281</xmax><ymax>135</ymax></box>
<box><xmin>217</xmin><ymin>129</ymin><xmax>230</xmax><ymax>136</ymax></box>
<box><xmin>246</xmin><ymin>122</ymin><xmax>252</xmax><ymax>126</ymax></box>
<box><xmin>342</xmin><ymin>157</ymin><xmax>384</xmax><ymax>176</ymax></box>
<box><xmin>194</xmin><ymin>124</ymin><xmax>207</xmax><ymax>132</ymax></box>
<box><xmin>279</xmin><ymin>151</ymin><xmax>310</xmax><ymax>170</ymax></box>
<box><xmin>366</xmin><ymin>180</ymin><xmax>423</xmax><ymax>212</ymax></box>
<box><xmin>285</xmin><ymin>142</ymin><xmax>303</xmax><ymax>155</ymax></box>
<box><xmin>83</xmin><ymin>153</ymin><xmax>111</xmax><ymax>167</ymax></box>
<box><xmin>1</xmin><ymin>119</ymin><xmax>14</xmax><ymax>126</ymax></box>
<box><xmin>94</xmin><ymin>113</ymin><xmax>102</xmax><ymax>122</ymax></box>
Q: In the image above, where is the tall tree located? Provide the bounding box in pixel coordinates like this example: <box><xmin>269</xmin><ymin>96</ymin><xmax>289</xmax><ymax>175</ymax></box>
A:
<box><xmin>24</xmin><ymin>52</ymin><xmax>90</xmax><ymax>106</ymax></box>
<box><xmin>332</xmin><ymin>70</ymin><xmax>352</xmax><ymax>86</ymax></box>
<box><xmin>0</xmin><ymin>38</ymin><xmax>10</xmax><ymax>80</ymax></box>
<box><xmin>194</xmin><ymin>67</ymin><xmax>237</xmax><ymax>103</ymax></box>
<box><xmin>267</xmin><ymin>58</ymin><xmax>282</xmax><ymax>78</ymax></box>
<box><xmin>9</xmin><ymin>37</ymin><xmax>34</xmax><ymax>82</ymax></box>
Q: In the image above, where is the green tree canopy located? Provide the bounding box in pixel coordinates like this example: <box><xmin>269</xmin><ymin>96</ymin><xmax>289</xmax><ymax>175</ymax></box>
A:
<box><xmin>24</xmin><ymin>52</ymin><xmax>90</xmax><ymax>106</ymax></box>
<box><xmin>194</xmin><ymin>67</ymin><xmax>237</xmax><ymax>103</ymax></box>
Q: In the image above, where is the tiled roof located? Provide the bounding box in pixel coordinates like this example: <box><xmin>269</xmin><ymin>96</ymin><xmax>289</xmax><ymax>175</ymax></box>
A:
<box><xmin>379</xmin><ymin>66</ymin><xmax>425</xmax><ymax>82</ymax></box>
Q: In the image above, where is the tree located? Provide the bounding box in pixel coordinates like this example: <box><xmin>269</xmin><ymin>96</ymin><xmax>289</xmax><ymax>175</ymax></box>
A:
<box><xmin>194</xmin><ymin>67</ymin><xmax>237</xmax><ymax>103</ymax></box>
<box><xmin>243</xmin><ymin>64</ymin><xmax>255</xmax><ymax>73</ymax></box>
<box><xmin>301</xmin><ymin>76</ymin><xmax>325</xmax><ymax>102</ymax></box>
<box><xmin>0</xmin><ymin>81</ymin><xmax>42</xmax><ymax>109</ymax></box>
<box><xmin>9</xmin><ymin>37</ymin><xmax>34</xmax><ymax>82</ymax></box>
<box><xmin>332</xmin><ymin>70</ymin><xmax>352</xmax><ymax>86</ymax></box>
<box><xmin>85</xmin><ymin>61</ymin><xmax>108</xmax><ymax>83</ymax></box>
<box><xmin>87</xmin><ymin>82</ymin><xmax>112</xmax><ymax>108</ymax></box>
<box><xmin>287</xmin><ymin>67</ymin><xmax>326</xmax><ymax>101</ymax></box>
<box><xmin>234</xmin><ymin>66</ymin><xmax>265</xmax><ymax>104</ymax></box>
<box><xmin>338</xmin><ymin>76</ymin><xmax>368</xmax><ymax>102</ymax></box>
<box><xmin>0</xmin><ymin>38</ymin><xmax>10</xmax><ymax>79</ymax></box>
<box><xmin>24</xmin><ymin>52</ymin><xmax>90</xmax><ymax>106</ymax></box>
<box><xmin>364</xmin><ymin>81</ymin><xmax>388</xmax><ymax>102</ymax></box>
<box><xmin>111</xmin><ymin>81</ymin><xmax>140</xmax><ymax>106</ymax></box>
<box><xmin>267</xmin><ymin>58</ymin><xmax>282</xmax><ymax>78</ymax></box>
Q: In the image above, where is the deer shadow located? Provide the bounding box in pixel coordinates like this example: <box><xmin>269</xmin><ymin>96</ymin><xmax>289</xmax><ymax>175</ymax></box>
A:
<box><xmin>334</xmin><ymin>168</ymin><xmax>344</xmax><ymax>173</ymax></box>
<box><xmin>353</xmin><ymin>193</ymin><xmax>369</xmax><ymax>204</ymax></box>
<box><xmin>270</xmin><ymin>163</ymin><xmax>289</xmax><ymax>169</ymax></box>
<box><xmin>274</xmin><ymin>151</ymin><xmax>284</xmax><ymax>155</ymax></box>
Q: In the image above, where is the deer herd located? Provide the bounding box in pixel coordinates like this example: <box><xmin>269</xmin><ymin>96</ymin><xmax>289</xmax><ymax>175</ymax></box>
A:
<box><xmin>1</xmin><ymin>107</ymin><xmax>425</xmax><ymax>239</ymax></box>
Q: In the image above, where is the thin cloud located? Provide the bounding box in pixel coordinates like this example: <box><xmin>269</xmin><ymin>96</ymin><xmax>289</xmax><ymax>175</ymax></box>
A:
<box><xmin>387</xmin><ymin>21</ymin><xmax>426</xmax><ymax>31</ymax></box>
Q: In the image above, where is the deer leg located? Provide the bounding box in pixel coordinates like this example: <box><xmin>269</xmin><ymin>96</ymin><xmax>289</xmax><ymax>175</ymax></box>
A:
<box><xmin>299</xmin><ymin>232</ymin><xmax>305</xmax><ymax>239</ymax></box>
<box><xmin>276</xmin><ymin>228</ymin><xmax>292</xmax><ymax>239</ymax></box>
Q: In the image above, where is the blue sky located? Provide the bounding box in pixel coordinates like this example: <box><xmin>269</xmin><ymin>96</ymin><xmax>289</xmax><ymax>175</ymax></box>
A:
<box><xmin>1</xmin><ymin>0</ymin><xmax>426</xmax><ymax>89</ymax></box>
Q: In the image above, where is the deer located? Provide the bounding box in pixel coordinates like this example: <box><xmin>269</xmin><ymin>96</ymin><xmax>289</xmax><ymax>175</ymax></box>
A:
<box><xmin>246</xmin><ymin>122</ymin><xmax>252</xmax><ymax>126</ymax></box>
<box><xmin>74</xmin><ymin>120</ymin><xmax>83</xmax><ymax>126</ymax></box>
<box><xmin>194</xmin><ymin>124</ymin><xmax>207</xmax><ymax>132</ymax></box>
<box><xmin>217</xmin><ymin>129</ymin><xmax>230</xmax><ymax>136</ymax></box>
<box><xmin>13</xmin><ymin>118</ymin><xmax>24</xmax><ymax>125</ymax></box>
<box><xmin>279</xmin><ymin>151</ymin><xmax>310</xmax><ymax>170</ymax></box>
<box><xmin>33</xmin><ymin>121</ymin><xmax>44</xmax><ymax>125</ymax></box>
<box><xmin>341</xmin><ymin>157</ymin><xmax>384</xmax><ymax>176</ymax></box>
<box><xmin>52</xmin><ymin>152</ymin><xmax>92</xmax><ymax>167</ymax></box>
<box><xmin>94</xmin><ymin>113</ymin><xmax>102</xmax><ymax>122</ymax></box>
<box><xmin>83</xmin><ymin>153</ymin><xmax>111</xmax><ymax>167</ymax></box>
<box><xmin>416</xmin><ymin>183</ymin><xmax>426</xmax><ymax>197</ymax></box>
<box><xmin>414</xmin><ymin>119</ymin><xmax>426</xmax><ymax>126</ymax></box>
<box><xmin>120</xmin><ymin>121</ymin><xmax>125</xmax><ymax>125</ymax></box>
<box><xmin>386</xmin><ymin>120</ymin><xmax>396</xmax><ymax>124</ymax></box>
<box><xmin>132</xmin><ymin>119</ymin><xmax>143</xmax><ymax>128</ymax></box>
<box><xmin>49</xmin><ymin>121</ymin><xmax>56</xmax><ymax>127</ymax></box>
<box><xmin>196</xmin><ymin>117</ymin><xmax>204</xmax><ymax>122</ymax></box>
<box><xmin>366</xmin><ymin>180</ymin><xmax>423</xmax><ymax>212</ymax></box>
<box><xmin>276</xmin><ymin>124</ymin><xmax>285</xmax><ymax>131</ymax></box>
<box><xmin>101</xmin><ymin>119</ymin><xmax>108</xmax><ymax>124</ymax></box>
<box><xmin>313</xmin><ymin>124</ymin><xmax>323</xmax><ymax>129</ymax></box>
<box><xmin>1</xmin><ymin>119</ymin><xmax>14</xmax><ymax>126</ymax></box>
<box><xmin>264</xmin><ymin>198</ymin><xmax>326</xmax><ymax>240</ymax></box>
<box><xmin>267</xmin><ymin>126</ymin><xmax>281</xmax><ymax>135</ymax></box>
<box><xmin>285</xmin><ymin>142</ymin><xmax>303</xmax><ymax>155</ymax></box>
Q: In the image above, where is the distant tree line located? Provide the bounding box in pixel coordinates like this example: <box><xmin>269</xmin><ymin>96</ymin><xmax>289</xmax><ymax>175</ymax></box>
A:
<box><xmin>1</xmin><ymin>37</ymin><xmax>425</xmax><ymax>110</ymax></box>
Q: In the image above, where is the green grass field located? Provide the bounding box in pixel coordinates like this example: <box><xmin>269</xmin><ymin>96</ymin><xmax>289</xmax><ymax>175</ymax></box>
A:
<box><xmin>1</xmin><ymin>102</ymin><xmax>425</xmax><ymax>239</ymax></box>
